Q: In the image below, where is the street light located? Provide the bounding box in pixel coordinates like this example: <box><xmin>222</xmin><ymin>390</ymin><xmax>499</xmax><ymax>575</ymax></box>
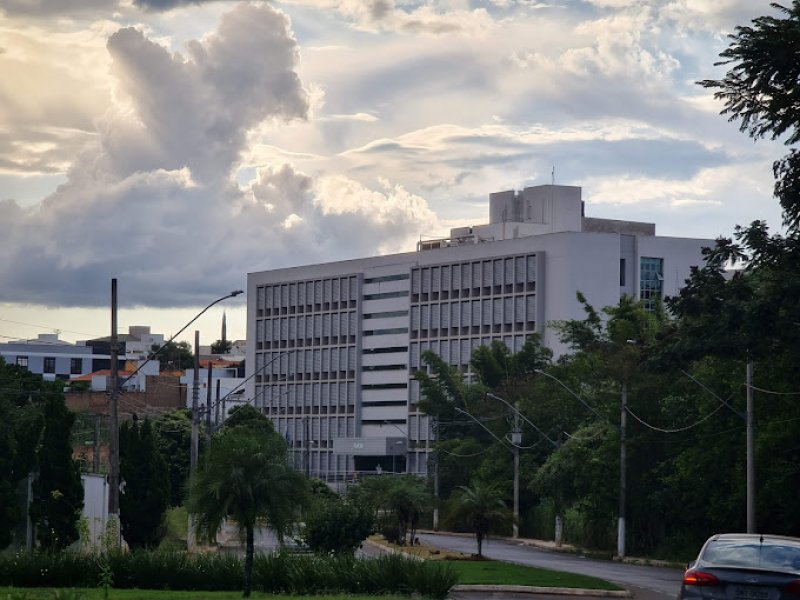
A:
<box><xmin>107</xmin><ymin>281</ymin><xmax>242</xmax><ymax>549</ymax></box>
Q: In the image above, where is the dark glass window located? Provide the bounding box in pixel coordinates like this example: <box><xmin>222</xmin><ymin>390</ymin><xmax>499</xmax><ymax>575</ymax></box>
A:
<box><xmin>43</xmin><ymin>357</ymin><xmax>56</xmax><ymax>373</ymax></box>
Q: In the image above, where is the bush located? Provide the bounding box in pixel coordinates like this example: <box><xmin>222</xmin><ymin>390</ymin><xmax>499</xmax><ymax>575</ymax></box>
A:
<box><xmin>0</xmin><ymin>550</ymin><xmax>457</xmax><ymax>599</ymax></box>
<box><xmin>303</xmin><ymin>499</ymin><xmax>374</xmax><ymax>555</ymax></box>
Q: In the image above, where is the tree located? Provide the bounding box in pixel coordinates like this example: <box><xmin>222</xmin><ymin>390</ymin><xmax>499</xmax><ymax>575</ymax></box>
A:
<box><xmin>188</xmin><ymin>418</ymin><xmax>308</xmax><ymax>597</ymax></box>
<box><xmin>452</xmin><ymin>480</ymin><xmax>510</xmax><ymax>557</ymax></box>
<box><xmin>0</xmin><ymin>360</ymin><xmax>44</xmax><ymax>549</ymax></box>
<box><xmin>152</xmin><ymin>341</ymin><xmax>194</xmax><ymax>371</ymax></box>
<box><xmin>699</xmin><ymin>2</ymin><xmax>800</xmax><ymax>229</ymax></box>
<box><xmin>303</xmin><ymin>497</ymin><xmax>373</xmax><ymax>555</ymax></box>
<box><xmin>29</xmin><ymin>391</ymin><xmax>84</xmax><ymax>550</ymax></box>
<box><xmin>153</xmin><ymin>409</ymin><xmax>194</xmax><ymax>506</ymax></box>
<box><xmin>120</xmin><ymin>418</ymin><xmax>170</xmax><ymax>549</ymax></box>
<box><xmin>211</xmin><ymin>339</ymin><xmax>233</xmax><ymax>354</ymax></box>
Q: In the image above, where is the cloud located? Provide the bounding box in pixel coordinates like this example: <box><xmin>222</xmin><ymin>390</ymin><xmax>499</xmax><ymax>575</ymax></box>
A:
<box><xmin>0</xmin><ymin>2</ymin><xmax>444</xmax><ymax>309</ymax></box>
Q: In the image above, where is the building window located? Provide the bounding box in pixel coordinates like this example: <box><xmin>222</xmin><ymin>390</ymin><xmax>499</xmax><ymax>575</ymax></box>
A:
<box><xmin>70</xmin><ymin>358</ymin><xmax>83</xmax><ymax>375</ymax></box>
<box><xmin>16</xmin><ymin>356</ymin><xmax>28</xmax><ymax>367</ymax></box>
<box><xmin>640</xmin><ymin>257</ymin><xmax>664</xmax><ymax>311</ymax></box>
<box><xmin>619</xmin><ymin>258</ymin><xmax>626</xmax><ymax>286</ymax></box>
<box><xmin>363</xmin><ymin>310</ymin><xmax>409</xmax><ymax>319</ymax></box>
<box><xmin>364</xmin><ymin>274</ymin><xmax>410</xmax><ymax>284</ymax></box>
<box><xmin>363</xmin><ymin>291</ymin><xmax>409</xmax><ymax>301</ymax></box>
<box><xmin>363</xmin><ymin>328</ymin><xmax>408</xmax><ymax>336</ymax></box>
<box><xmin>44</xmin><ymin>357</ymin><xmax>56</xmax><ymax>373</ymax></box>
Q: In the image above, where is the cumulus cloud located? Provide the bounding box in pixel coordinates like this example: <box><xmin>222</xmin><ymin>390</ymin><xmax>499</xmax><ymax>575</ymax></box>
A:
<box><xmin>0</xmin><ymin>1</ymin><xmax>445</xmax><ymax>308</ymax></box>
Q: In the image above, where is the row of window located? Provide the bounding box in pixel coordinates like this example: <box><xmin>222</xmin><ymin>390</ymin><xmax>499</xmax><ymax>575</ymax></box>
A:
<box><xmin>411</xmin><ymin>254</ymin><xmax>538</xmax><ymax>295</ymax></box>
<box><xmin>255</xmin><ymin>347</ymin><xmax>359</xmax><ymax>382</ymax></box>
<box><xmin>411</xmin><ymin>296</ymin><xmax>536</xmax><ymax>329</ymax></box>
<box><xmin>14</xmin><ymin>356</ymin><xmax>84</xmax><ymax>374</ymax></box>
<box><xmin>256</xmin><ymin>381</ymin><xmax>357</xmax><ymax>409</ymax></box>
<box><xmin>255</xmin><ymin>311</ymin><xmax>359</xmax><ymax>349</ymax></box>
<box><xmin>256</xmin><ymin>276</ymin><xmax>360</xmax><ymax>316</ymax></box>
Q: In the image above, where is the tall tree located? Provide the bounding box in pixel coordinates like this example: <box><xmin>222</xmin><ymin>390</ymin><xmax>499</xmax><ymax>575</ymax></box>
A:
<box><xmin>699</xmin><ymin>1</ymin><xmax>800</xmax><ymax>228</ymax></box>
<box><xmin>153</xmin><ymin>409</ymin><xmax>194</xmax><ymax>506</ymax></box>
<box><xmin>29</xmin><ymin>391</ymin><xmax>84</xmax><ymax>550</ymax></box>
<box><xmin>0</xmin><ymin>360</ymin><xmax>44</xmax><ymax>549</ymax></box>
<box><xmin>188</xmin><ymin>416</ymin><xmax>308</xmax><ymax>597</ymax></box>
<box><xmin>120</xmin><ymin>418</ymin><xmax>170</xmax><ymax>549</ymax></box>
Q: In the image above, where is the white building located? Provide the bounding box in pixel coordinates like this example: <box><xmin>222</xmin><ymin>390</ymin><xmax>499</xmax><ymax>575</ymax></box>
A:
<box><xmin>181</xmin><ymin>363</ymin><xmax>247</xmax><ymax>427</ymax></box>
<box><xmin>246</xmin><ymin>184</ymin><xmax>713</xmax><ymax>485</ymax></box>
<box><xmin>0</xmin><ymin>333</ymin><xmax>98</xmax><ymax>382</ymax></box>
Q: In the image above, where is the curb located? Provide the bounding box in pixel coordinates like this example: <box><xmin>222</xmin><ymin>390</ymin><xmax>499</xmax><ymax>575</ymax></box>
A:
<box><xmin>452</xmin><ymin>585</ymin><xmax>632</xmax><ymax>597</ymax></box>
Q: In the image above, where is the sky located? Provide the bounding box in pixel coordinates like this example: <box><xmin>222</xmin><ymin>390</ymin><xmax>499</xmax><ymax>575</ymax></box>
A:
<box><xmin>0</xmin><ymin>0</ymin><xmax>788</xmax><ymax>348</ymax></box>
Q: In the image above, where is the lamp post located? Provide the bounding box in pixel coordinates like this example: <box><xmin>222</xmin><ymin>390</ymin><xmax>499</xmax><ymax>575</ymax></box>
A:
<box><xmin>106</xmin><ymin>283</ymin><xmax>242</xmax><ymax>550</ymax></box>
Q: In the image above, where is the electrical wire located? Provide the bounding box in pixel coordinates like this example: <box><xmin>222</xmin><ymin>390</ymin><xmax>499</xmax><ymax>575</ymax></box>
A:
<box><xmin>746</xmin><ymin>384</ymin><xmax>800</xmax><ymax>396</ymax></box>
<box><xmin>625</xmin><ymin>403</ymin><xmax>725</xmax><ymax>433</ymax></box>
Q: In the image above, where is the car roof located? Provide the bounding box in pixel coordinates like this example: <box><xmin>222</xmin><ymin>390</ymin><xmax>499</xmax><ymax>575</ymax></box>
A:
<box><xmin>708</xmin><ymin>533</ymin><xmax>800</xmax><ymax>545</ymax></box>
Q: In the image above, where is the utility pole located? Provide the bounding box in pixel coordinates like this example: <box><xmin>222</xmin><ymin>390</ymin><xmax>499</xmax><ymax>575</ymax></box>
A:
<box><xmin>188</xmin><ymin>330</ymin><xmax>200</xmax><ymax>552</ymax></box>
<box><xmin>432</xmin><ymin>419</ymin><xmax>439</xmax><ymax>530</ymax></box>
<box><xmin>93</xmin><ymin>415</ymin><xmax>100</xmax><ymax>474</ymax></box>
<box><xmin>108</xmin><ymin>278</ymin><xmax>120</xmax><ymax>545</ymax></box>
<box><xmin>205</xmin><ymin>363</ymin><xmax>213</xmax><ymax>447</ymax></box>
<box><xmin>512</xmin><ymin>402</ymin><xmax>521</xmax><ymax>539</ymax></box>
<box><xmin>617</xmin><ymin>382</ymin><xmax>627</xmax><ymax>559</ymax></box>
<box><xmin>214</xmin><ymin>379</ymin><xmax>221</xmax><ymax>430</ymax></box>
<box><xmin>304</xmin><ymin>416</ymin><xmax>310</xmax><ymax>478</ymax></box>
<box><xmin>746</xmin><ymin>360</ymin><xmax>756</xmax><ymax>533</ymax></box>
<box><xmin>190</xmin><ymin>330</ymin><xmax>200</xmax><ymax>474</ymax></box>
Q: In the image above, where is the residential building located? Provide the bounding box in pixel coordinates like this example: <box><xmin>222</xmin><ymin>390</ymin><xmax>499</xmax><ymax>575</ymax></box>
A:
<box><xmin>0</xmin><ymin>333</ymin><xmax>98</xmax><ymax>382</ymax></box>
<box><xmin>246</xmin><ymin>184</ymin><xmax>713</xmax><ymax>486</ymax></box>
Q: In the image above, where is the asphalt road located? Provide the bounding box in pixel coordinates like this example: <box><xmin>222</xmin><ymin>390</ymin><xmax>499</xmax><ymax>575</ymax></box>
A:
<box><xmin>418</xmin><ymin>532</ymin><xmax>683</xmax><ymax>600</ymax></box>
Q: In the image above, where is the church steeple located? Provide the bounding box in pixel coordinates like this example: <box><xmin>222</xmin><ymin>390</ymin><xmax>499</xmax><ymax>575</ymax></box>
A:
<box><xmin>221</xmin><ymin>310</ymin><xmax>227</xmax><ymax>344</ymax></box>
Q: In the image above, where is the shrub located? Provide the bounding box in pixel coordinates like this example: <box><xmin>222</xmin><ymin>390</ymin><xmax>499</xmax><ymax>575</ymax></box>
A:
<box><xmin>303</xmin><ymin>499</ymin><xmax>374</xmax><ymax>555</ymax></box>
<box><xmin>0</xmin><ymin>550</ymin><xmax>457</xmax><ymax>599</ymax></box>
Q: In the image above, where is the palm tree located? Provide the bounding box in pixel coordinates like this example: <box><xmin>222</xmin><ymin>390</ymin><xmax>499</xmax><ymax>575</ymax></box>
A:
<box><xmin>453</xmin><ymin>480</ymin><xmax>510</xmax><ymax>557</ymax></box>
<box><xmin>188</xmin><ymin>423</ymin><xmax>308</xmax><ymax>597</ymax></box>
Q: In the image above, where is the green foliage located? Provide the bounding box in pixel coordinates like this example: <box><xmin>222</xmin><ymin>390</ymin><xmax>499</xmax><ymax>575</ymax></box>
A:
<box><xmin>348</xmin><ymin>476</ymin><xmax>430</xmax><ymax>546</ymax></box>
<box><xmin>0</xmin><ymin>552</ymin><xmax>457</xmax><ymax>599</ymax></box>
<box><xmin>302</xmin><ymin>497</ymin><xmax>373</xmax><ymax>555</ymax></box>
<box><xmin>151</xmin><ymin>341</ymin><xmax>194</xmax><ymax>371</ymax></box>
<box><xmin>152</xmin><ymin>410</ymin><xmax>193</xmax><ymax>507</ymax></box>
<box><xmin>29</xmin><ymin>392</ymin><xmax>84</xmax><ymax>551</ymax></box>
<box><xmin>451</xmin><ymin>481</ymin><xmax>511</xmax><ymax>556</ymax></box>
<box><xmin>211</xmin><ymin>339</ymin><xmax>232</xmax><ymax>354</ymax></box>
<box><xmin>0</xmin><ymin>359</ymin><xmax>45</xmax><ymax>549</ymax></box>
<box><xmin>698</xmin><ymin>1</ymin><xmax>800</xmax><ymax>228</ymax></box>
<box><xmin>188</xmin><ymin>423</ymin><xmax>308</xmax><ymax>596</ymax></box>
<box><xmin>119</xmin><ymin>418</ymin><xmax>170</xmax><ymax>549</ymax></box>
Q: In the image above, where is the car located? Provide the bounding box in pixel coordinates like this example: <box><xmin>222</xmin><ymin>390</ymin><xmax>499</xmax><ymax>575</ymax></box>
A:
<box><xmin>679</xmin><ymin>533</ymin><xmax>800</xmax><ymax>600</ymax></box>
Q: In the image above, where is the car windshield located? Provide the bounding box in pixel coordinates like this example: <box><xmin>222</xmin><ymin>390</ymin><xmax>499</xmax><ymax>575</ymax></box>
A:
<box><xmin>702</xmin><ymin>540</ymin><xmax>800</xmax><ymax>572</ymax></box>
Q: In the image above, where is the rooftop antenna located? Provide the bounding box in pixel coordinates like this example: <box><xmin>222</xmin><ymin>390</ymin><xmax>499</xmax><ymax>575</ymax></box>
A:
<box><xmin>551</xmin><ymin>164</ymin><xmax>556</xmax><ymax>185</ymax></box>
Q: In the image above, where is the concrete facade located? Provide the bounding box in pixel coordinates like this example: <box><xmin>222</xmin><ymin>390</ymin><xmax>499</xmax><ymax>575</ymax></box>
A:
<box><xmin>246</xmin><ymin>184</ymin><xmax>712</xmax><ymax>486</ymax></box>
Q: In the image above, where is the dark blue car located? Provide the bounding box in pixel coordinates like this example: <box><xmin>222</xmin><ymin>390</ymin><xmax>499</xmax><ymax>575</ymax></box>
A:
<box><xmin>680</xmin><ymin>533</ymin><xmax>800</xmax><ymax>600</ymax></box>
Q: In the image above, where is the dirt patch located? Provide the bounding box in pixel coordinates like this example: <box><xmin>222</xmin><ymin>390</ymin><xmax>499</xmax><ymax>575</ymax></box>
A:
<box><xmin>368</xmin><ymin>534</ymin><xmax>476</xmax><ymax>560</ymax></box>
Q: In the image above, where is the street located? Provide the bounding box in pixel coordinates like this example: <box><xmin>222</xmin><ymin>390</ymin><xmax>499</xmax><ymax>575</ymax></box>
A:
<box><xmin>418</xmin><ymin>532</ymin><xmax>683</xmax><ymax>600</ymax></box>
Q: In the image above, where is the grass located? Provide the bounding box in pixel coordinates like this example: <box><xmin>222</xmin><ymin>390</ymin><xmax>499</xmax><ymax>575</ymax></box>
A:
<box><xmin>445</xmin><ymin>560</ymin><xmax>622</xmax><ymax>590</ymax></box>
<box><xmin>158</xmin><ymin>507</ymin><xmax>189</xmax><ymax>551</ymax></box>
<box><xmin>367</xmin><ymin>536</ymin><xmax>619</xmax><ymax>591</ymax></box>
<box><xmin>1</xmin><ymin>590</ymin><xmax>413</xmax><ymax>600</ymax></box>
